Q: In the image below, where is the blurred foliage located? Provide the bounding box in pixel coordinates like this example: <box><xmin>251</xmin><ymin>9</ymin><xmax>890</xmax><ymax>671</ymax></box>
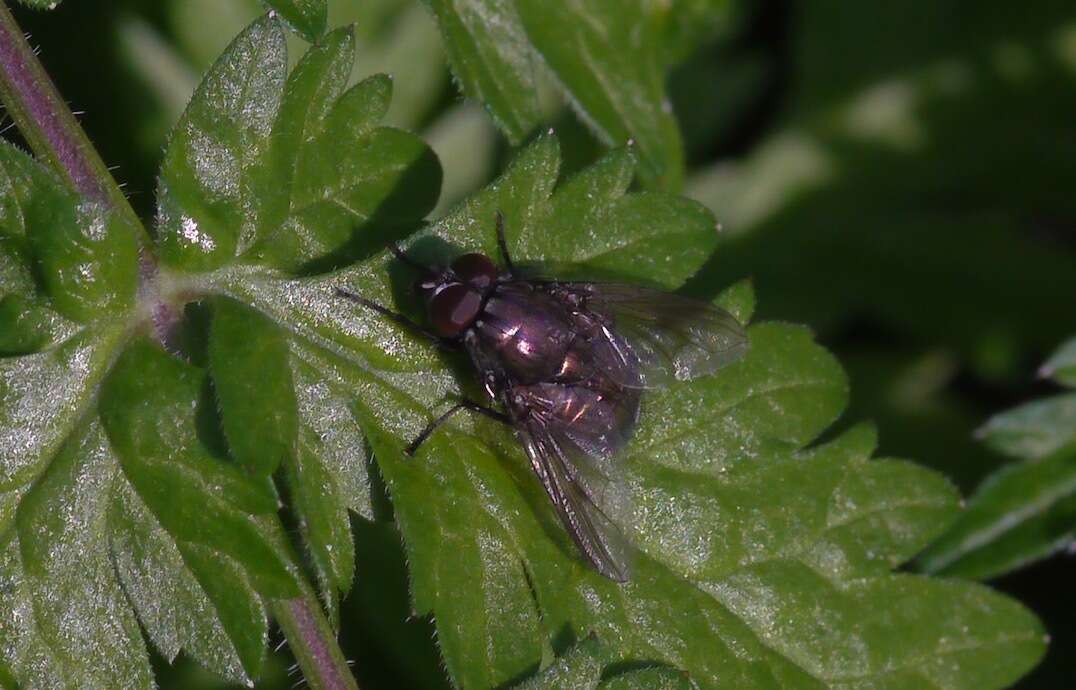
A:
<box><xmin>4</xmin><ymin>0</ymin><xmax>1075</xmax><ymax>687</ymax></box>
<box><xmin>919</xmin><ymin>336</ymin><xmax>1076</xmax><ymax>581</ymax></box>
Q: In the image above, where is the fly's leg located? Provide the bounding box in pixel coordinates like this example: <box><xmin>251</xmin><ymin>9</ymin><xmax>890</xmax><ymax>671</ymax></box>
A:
<box><xmin>406</xmin><ymin>400</ymin><xmax>511</xmax><ymax>455</ymax></box>
<box><xmin>334</xmin><ymin>287</ymin><xmax>455</xmax><ymax>349</ymax></box>
<box><xmin>495</xmin><ymin>211</ymin><xmax>517</xmax><ymax>275</ymax></box>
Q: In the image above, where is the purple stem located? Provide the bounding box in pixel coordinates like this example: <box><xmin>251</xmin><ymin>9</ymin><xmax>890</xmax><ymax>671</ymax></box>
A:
<box><xmin>0</xmin><ymin>1</ymin><xmax>144</xmax><ymax>236</ymax></box>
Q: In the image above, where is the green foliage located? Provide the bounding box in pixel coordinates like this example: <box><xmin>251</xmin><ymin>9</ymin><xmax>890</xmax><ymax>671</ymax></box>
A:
<box><xmin>0</xmin><ymin>6</ymin><xmax>1056</xmax><ymax>690</ymax></box>
<box><xmin>0</xmin><ymin>14</ymin><xmax>423</xmax><ymax>687</ymax></box>
<box><xmin>209</xmin><ymin>297</ymin><xmax>298</xmax><ymax>475</ymax></box>
<box><xmin>424</xmin><ymin>0</ymin><xmax>701</xmax><ymax>189</ymax></box>
<box><xmin>919</xmin><ymin>336</ymin><xmax>1076</xmax><ymax>580</ymax></box>
<box><xmin>262</xmin><ymin>0</ymin><xmax>327</xmax><ymax>42</ymax></box>
<box><xmin>349</xmin><ymin>138</ymin><xmax>1041</xmax><ymax>689</ymax></box>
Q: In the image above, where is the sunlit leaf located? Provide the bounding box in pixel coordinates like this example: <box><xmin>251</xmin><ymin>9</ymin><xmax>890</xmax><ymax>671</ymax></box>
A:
<box><xmin>423</xmin><ymin>0</ymin><xmax>541</xmax><ymax>143</ymax></box>
<box><xmin>425</xmin><ymin>0</ymin><xmax>702</xmax><ymax>189</ymax></box>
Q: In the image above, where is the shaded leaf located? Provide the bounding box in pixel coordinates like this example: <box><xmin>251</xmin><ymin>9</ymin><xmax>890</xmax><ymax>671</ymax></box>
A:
<box><xmin>513</xmin><ymin>637</ymin><xmax>602</xmax><ymax>690</ymax></box>
<box><xmin>209</xmin><ymin>297</ymin><xmax>298</xmax><ymax>475</ymax></box>
<box><xmin>600</xmin><ymin>667</ymin><xmax>694</xmax><ymax>690</ymax></box>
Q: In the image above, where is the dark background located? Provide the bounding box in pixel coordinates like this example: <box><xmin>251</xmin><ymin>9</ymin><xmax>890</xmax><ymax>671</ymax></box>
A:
<box><xmin>6</xmin><ymin>0</ymin><xmax>1074</xmax><ymax>687</ymax></box>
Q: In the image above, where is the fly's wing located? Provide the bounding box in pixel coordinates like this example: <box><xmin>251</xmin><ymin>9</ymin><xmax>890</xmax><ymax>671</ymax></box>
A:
<box><xmin>513</xmin><ymin>383</ymin><xmax>636</xmax><ymax>582</ymax></box>
<box><xmin>550</xmin><ymin>282</ymin><xmax>749</xmax><ymax>388</ymax></box>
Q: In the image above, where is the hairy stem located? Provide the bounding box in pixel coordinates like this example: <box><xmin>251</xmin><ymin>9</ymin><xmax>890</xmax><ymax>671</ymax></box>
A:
<box><xmin>1</xmin><ymin>5</ymin><xmax>361</xmax><ymax>689</ymax></box>
<box><xmin>0</xmin><ymin>0</ymin><xmax>145</xmax><ymax>240</ymax></box>
<box><xmin>271</xmin><ymin>596</ymin><xmax>359</xmax><ymax>690</ymax></box>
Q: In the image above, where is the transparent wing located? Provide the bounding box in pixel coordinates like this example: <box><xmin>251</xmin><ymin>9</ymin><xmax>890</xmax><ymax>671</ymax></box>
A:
<box><xmin>513</xmin><ymin>383</ymin><xmax>635</xmax><ymax>582</ymax></box>
<box><xmin>550</xmin><ymin>282</ymin><xmax>749</xmax><ymax>389</ymax></box>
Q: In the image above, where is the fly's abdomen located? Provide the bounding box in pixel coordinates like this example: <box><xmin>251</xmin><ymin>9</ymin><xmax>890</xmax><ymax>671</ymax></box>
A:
<box><xmin>508</xmin><ymin>379</ymin><xmax>640</xmax><ymax>458</ymax></box>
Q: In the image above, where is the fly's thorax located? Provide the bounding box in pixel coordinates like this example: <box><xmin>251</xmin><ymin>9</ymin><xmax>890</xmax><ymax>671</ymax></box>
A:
<box><xmin>475</xmin><ymin>286</ymin><xmax>576</xmax><ymax>383</ymax></box>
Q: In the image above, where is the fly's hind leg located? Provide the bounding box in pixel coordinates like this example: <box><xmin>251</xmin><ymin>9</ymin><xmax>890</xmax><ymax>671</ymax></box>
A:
<box><xmin>406</xmin><ymin>400</ymin><xmax>512</xmax><ymax>455</ymax></box>
<box><xmin>334</xmin><ymin>288</ymin><xmax>456</xmax><ymax>350</ymax></box>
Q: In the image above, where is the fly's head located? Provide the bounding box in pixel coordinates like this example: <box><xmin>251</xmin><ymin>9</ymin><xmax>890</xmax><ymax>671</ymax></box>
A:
<box><xmin>415</xmin><ymin>252</ymin><xmax>501</xmax><ymax>338</ymax></box>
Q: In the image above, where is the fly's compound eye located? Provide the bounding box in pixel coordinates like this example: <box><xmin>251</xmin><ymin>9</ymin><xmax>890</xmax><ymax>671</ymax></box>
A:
<box><xmin>429</xmin><ymin>283</ymin><xmax>483</xmax><ymax>337</ymax></box>
<box><xmin>451</xmin><ymin>253</ymin><xmax>498</xmax><ymax>289</ymax></box>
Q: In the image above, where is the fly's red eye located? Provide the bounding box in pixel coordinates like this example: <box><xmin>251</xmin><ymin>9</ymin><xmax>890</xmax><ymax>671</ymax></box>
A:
<box><xmin>429</xmin><ymin>283</ymin><xmax>483</xmax><ymax>337</ymax></box>
<box><xmin>451</xmin><ymin>253</ymin><xmax>498</xmax><ymax>289</ymax></box>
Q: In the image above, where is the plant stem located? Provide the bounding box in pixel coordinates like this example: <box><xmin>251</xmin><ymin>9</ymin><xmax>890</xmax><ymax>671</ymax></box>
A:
<box><xmin>0</xmin><ymin>0</ymin><xmax>145</xmax><ymax>239</ymax></box>
<box><xmin>1</xmin><ymin>6</ymin><xmax>361</xmax><ymax>690</ymax></box>
<box><xmin>271</xmin><ymin>596</ymin><xmax>359</xmax><ymax>690</ymax></box>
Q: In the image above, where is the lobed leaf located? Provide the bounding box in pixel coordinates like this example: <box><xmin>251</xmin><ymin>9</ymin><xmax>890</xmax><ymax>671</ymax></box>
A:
<box><xmin>311</xmin><ymin>136</ymin><xmax>1044</xmax><ymax>690</ymax></box>
<box><xmin>157</xmin><ymin>15</ymin><xmax>288</xmax><ymax>272</ymax></box>
<box><xmin>99</xmin><ymin>339</ymin><xmax>300</xmax><ymax>600</ymax></box>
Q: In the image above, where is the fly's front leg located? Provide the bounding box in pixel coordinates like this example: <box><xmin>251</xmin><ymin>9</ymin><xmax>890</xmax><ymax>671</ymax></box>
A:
<box><xmin>334</xmin><ymin>287</ymin><xmax>456</xmax><ymax>350</ymax></box>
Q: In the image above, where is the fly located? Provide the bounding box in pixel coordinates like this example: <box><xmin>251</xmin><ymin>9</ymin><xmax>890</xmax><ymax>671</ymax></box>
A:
<box><xmin>336</xmin><ymin>213</ymin><xmax>749</xmax><ymax>581</ymax></box>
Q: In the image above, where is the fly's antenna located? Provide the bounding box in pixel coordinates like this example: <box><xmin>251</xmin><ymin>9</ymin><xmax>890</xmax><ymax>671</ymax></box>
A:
<box><xmin>495</xmin><ymin>211</ymin><xmax>517</xmax><ymax>274</ymax></box>
<box><xmin>386</xmin><ymin>242</ymin><xmax>429</xmax><ymax>271</ymax></box>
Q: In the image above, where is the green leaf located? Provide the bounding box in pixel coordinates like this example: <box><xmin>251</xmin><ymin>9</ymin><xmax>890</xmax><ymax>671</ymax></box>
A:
<box><xmin>0</xmin><ymin>295</ymin><xmax>53</xmax><ymax>355</ymax></box>
<box><xmin>599</xmin><ymin>667</ymin><xmax>694</xmax><ymax>690</ymax></box>
<box><xmin>10</xmin><ymin>0</ymin><xmax>61</xmax><ymax>8</ymax></box>
<box><xmin>917</xmin><ymin>446</ymin><xmax>1076</xmax><ymax>581</ymax></box>
<box><xmin>1041</xmin><ymin>335</ymin><xmax>1076</xmax><ymax>387</ymax></box>
<box><xmin>209</xmin><ymin>297</ymin><xmax>298</xmax><ymax>475</ymax></box>
<box><xmin>919</xmin><ymin>337</ymin><xmax>1076</xmax><ymax>581</ymax></box>
<box><xmin>284</xmin><ymin>441</ymin><xmax>355</xmax><ymax>624</ymax></box>
<box><xmin>653</xmin><ymin>0</ymin><xmax>734</xmax><ymax>65</ymax></box>
<box><xmin>98</xmin><ymin>338</ymin><xmax>300</xmax><ymax>600</ymax></box>
<box><xmin>272</xmin><ymin>136</ymin><xmax>1044</xmax><ymax>689</ymax></box>
<box><xmin>0</xmin><ymin>142</ymin><xmax>138</xmax><ymax>323</ymax></box>
<box><xmin>246</xmin><ymin>33</ymin><xmax>442</xmax><ymax>272</ymax></box>
<box><xmin>425</xmin><ymin>0</ymin><xmax>689</xmax><ymax>188</ymax></box>
<box><xmin>157</xmin><ymin>15</ymin><xmax>288</xmax><ymax>272</ymax></box>
<box><xmin>26</xmin><ymin>198</ymin><xmax>140</xmax><ymax>322</ymax></box>
<box><xmin>0</xmin><ymin>142</ymin><xmax>212</xmax><ymax>688</ymax></box>
<box><xmin>9</xmin><ymin>422</ymin><xmax>153</xmax><ymax>690</ymax></box>
<box><xmin>513</xmin><ymin>637</ymin><xmax>602</xmax><ymax>690</ymax></box>
<box><xmin>263</xmin><ymin>0</ymin><xmax>327</xmax><ymax>42</ymax></box>
<box><xmin>975</xmin><ymin>393</ymin><xmax>1076</xmax><ymax>460</ymax></box>
<box><xmin>423</xmin><ymin>0</ymin><xmax>541</xmax><ymax>143</ymax></box>
<box><xmin>514</xmin><ymin>0</ymin><xmax>684</xmax><ymax>189</ymax></box>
